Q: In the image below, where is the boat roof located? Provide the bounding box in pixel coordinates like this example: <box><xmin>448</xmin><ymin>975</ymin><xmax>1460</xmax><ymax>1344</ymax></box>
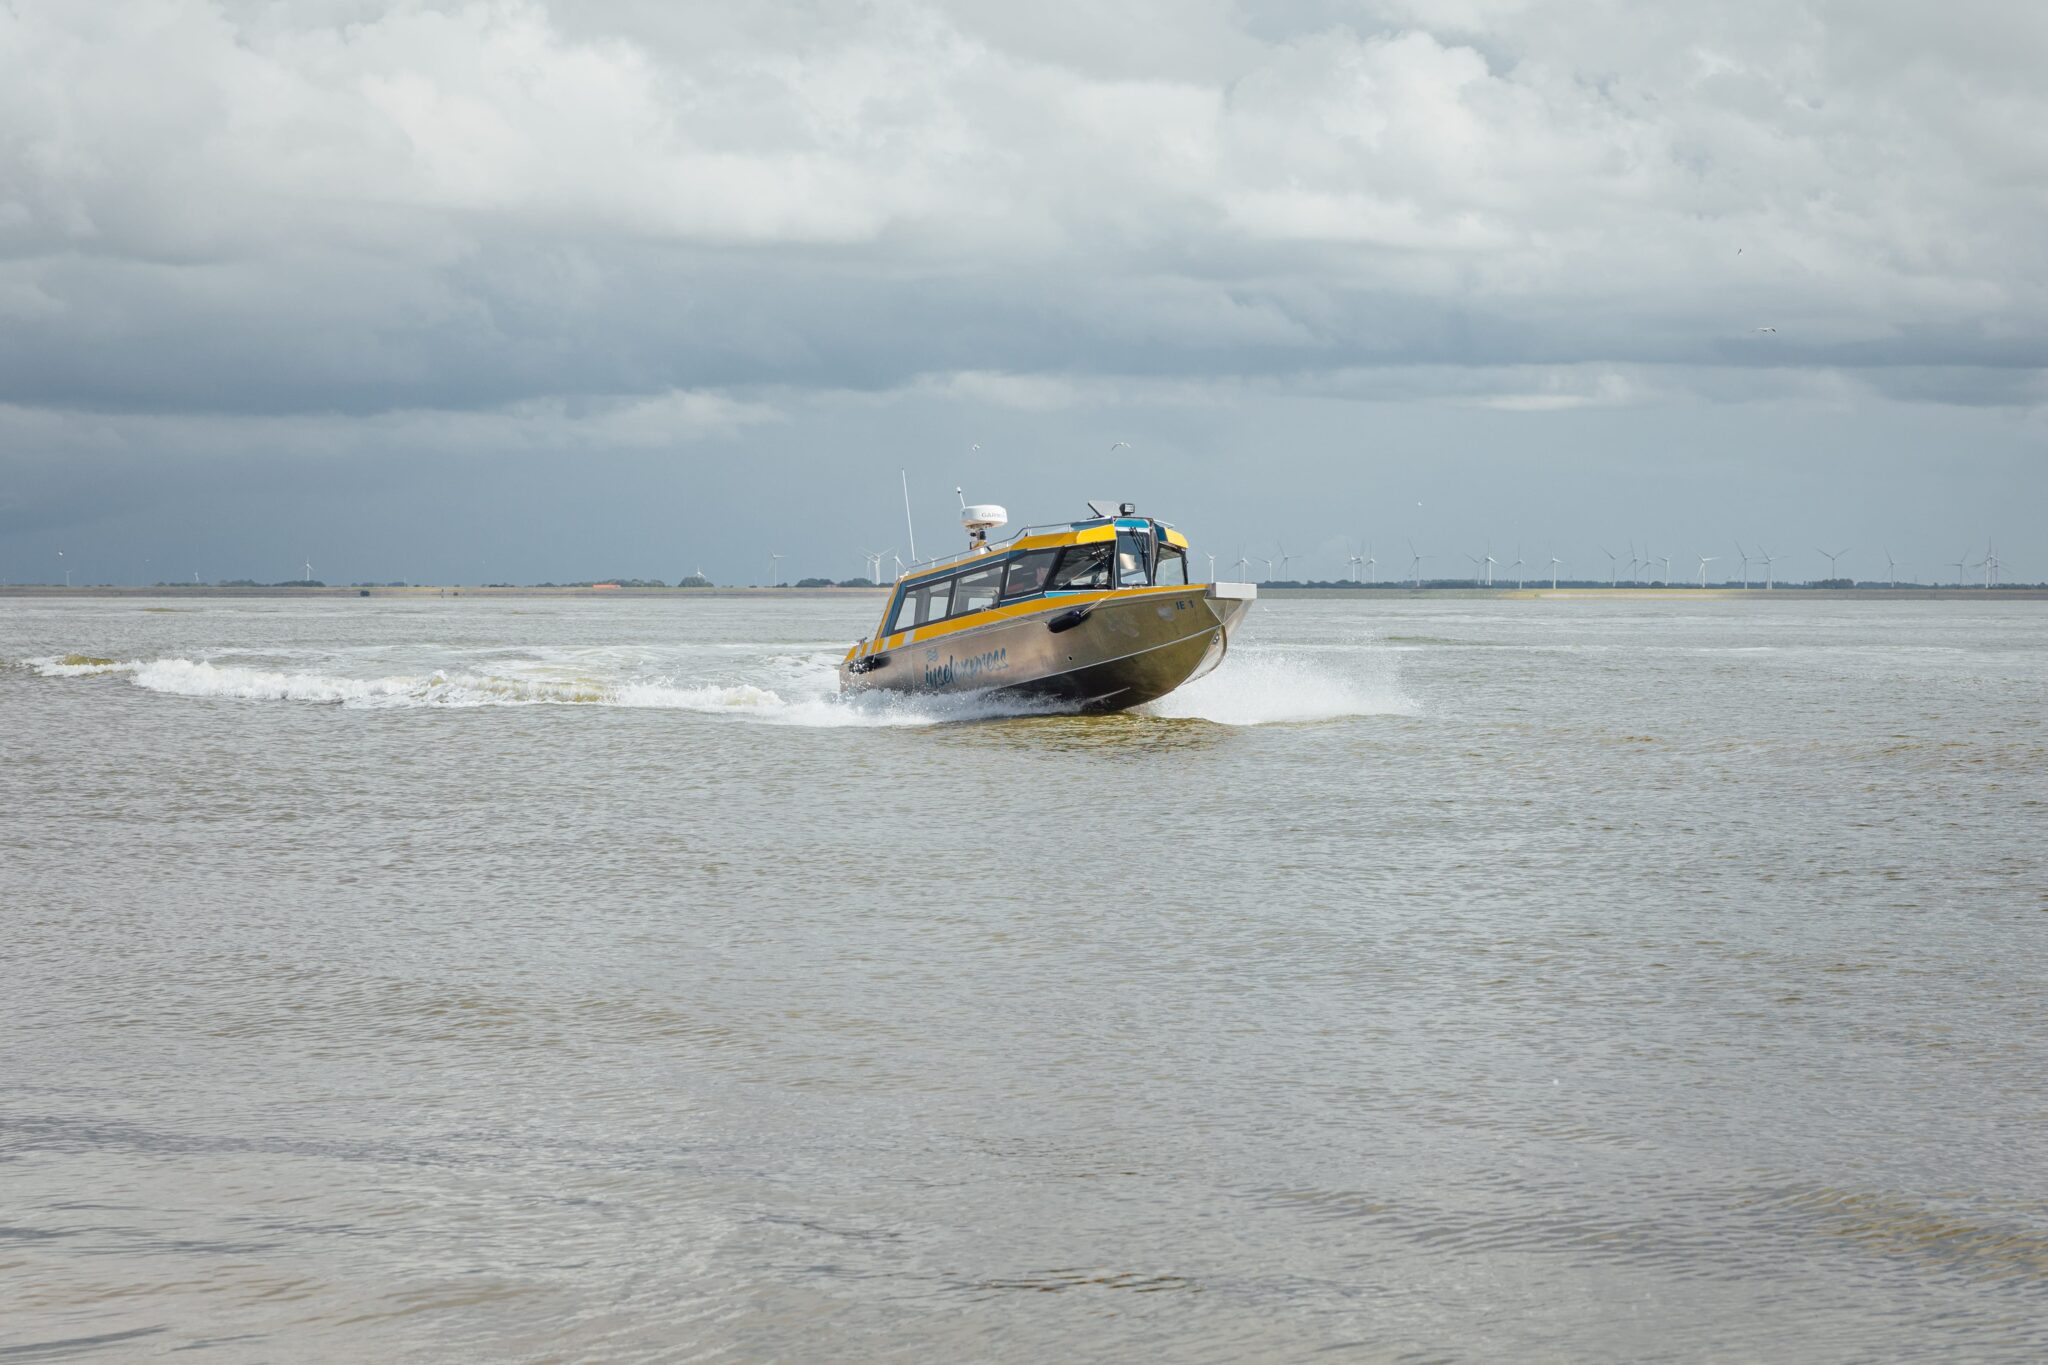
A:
<box><xmin>895</xmin><ymin>516</ymin><xmax>1189</xmax><ymax>586</ymax></box>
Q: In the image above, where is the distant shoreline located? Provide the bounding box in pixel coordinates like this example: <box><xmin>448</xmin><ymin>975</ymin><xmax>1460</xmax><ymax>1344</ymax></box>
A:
<box><xmin>4</xmin><ymin>585</ymin><xmax>2043</xmax><ymax>602</ymax></box>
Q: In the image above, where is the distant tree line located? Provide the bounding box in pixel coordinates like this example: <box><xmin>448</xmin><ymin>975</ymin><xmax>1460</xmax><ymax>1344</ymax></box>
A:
<box><xmin>212</xmin><ymin>578</ymin><xmax>328</xmax><ymax>587</ymax></box>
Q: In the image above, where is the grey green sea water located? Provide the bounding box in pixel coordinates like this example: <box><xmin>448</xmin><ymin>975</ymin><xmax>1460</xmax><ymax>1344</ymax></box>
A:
<box><xmin>3</xmin><ymin>594</ymin><xmax>2044</xmax><ymax>1362</ymax></box>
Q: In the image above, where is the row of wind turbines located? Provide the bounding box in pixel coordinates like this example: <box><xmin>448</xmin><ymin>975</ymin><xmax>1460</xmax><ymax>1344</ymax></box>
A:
<box><xmin>1200</xmin><ymin>538</ymin><xmax>2010</xmax><ymax>589</ymax></box>
<box><xmin>27</xmin><ymin>551</ymin><xmax>313</xmax><ymax>588</ymax></box>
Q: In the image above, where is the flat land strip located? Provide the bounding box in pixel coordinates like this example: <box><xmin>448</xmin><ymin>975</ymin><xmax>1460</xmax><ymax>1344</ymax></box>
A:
<box><xmin>5</xmin><ymin>586</ymin><xmax>2042</xmax><ymax>602</ymax></box>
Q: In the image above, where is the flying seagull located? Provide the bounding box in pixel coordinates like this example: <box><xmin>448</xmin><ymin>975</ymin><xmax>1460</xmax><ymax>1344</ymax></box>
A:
<box><xmin>1752</xmin><ymin>326</ymin><xmax>1777</xmax><ymax>333</ymax></box>
<box><xmin>1109</xmin><ymin>441</ymin><xmax>1130</xmax><ymax>451</ymax></box>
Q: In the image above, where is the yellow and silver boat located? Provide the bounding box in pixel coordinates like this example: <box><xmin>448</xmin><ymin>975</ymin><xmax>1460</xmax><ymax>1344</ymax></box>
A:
<box><xmin>840</xmin><ymin>501</ymin><xmax>1254</xmax><ymax>713</ymax></box>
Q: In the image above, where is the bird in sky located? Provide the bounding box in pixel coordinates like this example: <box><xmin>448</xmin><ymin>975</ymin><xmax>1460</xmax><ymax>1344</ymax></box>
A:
<box><xmin>1109</xmin><ymin>441</ymin><xmax>1130</xmax><ymax>451</ymax></box>
<box><xmin>1752</xmin><ymin>326</ymin><xmax>1777</xmax><ymax>332</ymax></box>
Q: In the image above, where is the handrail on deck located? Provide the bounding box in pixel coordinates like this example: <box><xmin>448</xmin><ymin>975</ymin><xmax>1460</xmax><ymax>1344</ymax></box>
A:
<box><xmin>888</xmin><ymin>518</ymin><xmax>1127</xmax><ymax>581</ymax></box>
<box><xmin>859</xmin><ymin>521</ymin><xmax>1084</xmax><ymax>642</ymax></box>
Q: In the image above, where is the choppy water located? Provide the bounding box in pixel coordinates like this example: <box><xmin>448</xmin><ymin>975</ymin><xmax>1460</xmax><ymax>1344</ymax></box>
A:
<box><xmin>3</xmin><ymin>594</ymin><xmax>2044</xmax><ymax>1362</ymax></box>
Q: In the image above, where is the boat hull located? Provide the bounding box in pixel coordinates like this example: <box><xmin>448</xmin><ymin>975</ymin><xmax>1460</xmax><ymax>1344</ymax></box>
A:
<box><xmin>839</xmin><ymin>583</ymin><xmax>1254</xmax><ymax>714</ymax></box>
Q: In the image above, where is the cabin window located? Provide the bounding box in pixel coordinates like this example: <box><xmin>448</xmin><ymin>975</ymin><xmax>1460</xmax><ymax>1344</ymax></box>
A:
<box><xmin>1048</xmin><ymin>543</ymin><xmax>1111</xmax><ymax>590</ymax></box>
<box><xmin>1114</xmin><ymin>531</ymin><xmax>1152</xmax><ymax>587</ymax></box>
<box><xmin>1001</xmin><ymin>549</ymin><xmax>1058</xmax><ymax>599</ymax></box>
<box><xmin>887</xmin><ymin>587</ymin><xmax>919</xmax><ymax>633</ymax></box>
<box><xmin>954</xmin><ymin>564</ymin><xmax>1003</xmax><ymax>615</ymax></box>
<box><xmin>1157</xmin><ymin>544</ymin><xmax>1189</xmax><ymax>584</ymax></box>
<box><xmin>923</xmin><ymin>576</ymin><xmax>955</xmax><ymax>622</ymax></box>
<box><xmin>888</xmin><ymin>576</ymin><xmax>955</xmax><ymax>633</ymax></box>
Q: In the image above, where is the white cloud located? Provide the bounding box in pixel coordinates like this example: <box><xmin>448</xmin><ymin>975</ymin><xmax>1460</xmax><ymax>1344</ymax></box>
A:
<box><xmin>1470</xmin><ymin>368</ymin><xmax>1646</xmax><ymax>411</ymax></box>
<box><xmin>917</xmin><ymin>370</ymin><xmax>1088</xmax><ymax>411</ymax></box>
<box><xmin>0</xmin><ymin>0</ymin><xmax>2044</xmax><ymax>424</ymax></box>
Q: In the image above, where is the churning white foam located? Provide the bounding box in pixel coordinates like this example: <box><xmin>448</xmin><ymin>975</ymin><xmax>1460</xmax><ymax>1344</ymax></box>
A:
<box><xmin>26</xmin><ymin>652</ymin><xmax>1049</xmax><ymax>728</ymax></box>
<box><xmin>1142</xmin><ymin>647</ymin><xmax>1418</xmax><ymax>725</ymax></box>
<box><xmin>27</xmin><ymin>645</ymin><xmax>1413</xmax><ymax>728</ymax></box>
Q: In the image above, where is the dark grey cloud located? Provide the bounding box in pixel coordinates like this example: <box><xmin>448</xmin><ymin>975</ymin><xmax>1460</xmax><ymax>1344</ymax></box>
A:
<box><xmin>0</xmin><ymin>0</ymin><xmax>2042</xmax><ymax>583</ymax></box>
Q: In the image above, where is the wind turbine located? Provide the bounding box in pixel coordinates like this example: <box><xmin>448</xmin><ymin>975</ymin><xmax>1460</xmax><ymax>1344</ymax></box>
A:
<box><xmin>1275</xmin><ymin>541</ymin><xmax>1296</xmax><ymax>582</ymax></box>
<box><xmin>1345</xmin><ymin>552</ymin><xmax>1363</xmax><ymax>583</ymax></box>
<box><xmin>1465</xmin><ymin>546</ymin><xmax>1496</xmax><ymax>587</ymax></box>
<box><xmin>1406</xmin><ymin>539</ymin><xmax>1428</xmax><ymax>588</ymax></box>
<box><xmin>1975</xmin><ymin>538</ymin><xmax>1999</xmax><ymax>588</ymax></box>
<box><xmin>1510</xmin><ymin>545</ymin><xmax>1526</xmax><ymax>589</ymax></box>
<box><xmin>1255</xmin><ymin>555</ymin><xmax>1274</xmax><ymax>583</ymax></box>
<box><xmin>769</xmin><ymin>552</ymin><xmax>784</xmax><ymax>587</ymax></box>
<box><xmin>1363</xmin><ymin>544</ymin><xmax>1377</xmax><ymax>585</ymax></box>
<box><xmin>1883</xmin><ymin>547</ymin><xmax>1898</xmax><ymax>588</ymax></box>
<box><xmin>1232</xmin><ymin>545</ymin><xmax>1249</xmax><ymax>582</ymax></box>
<box><xmin>304</xmin><ymin>560</ymin><xmax>313</xmax><ymax>584</ymax></box>
<box><xmin>1733</xmin><ymin>541</ymin><xmax>1752</xmax><ymax>589</ymax></box>
<box><xmin>1756</xmin><ymin>544</ymin><xmax>1785</xmax><ymax>589</ymax></box>
<box><xmin>1600</xmin><ymin>546</ymin><xmax>1621</xmax><ymax>588</ymax></box>
<box><xmin>1695</xmin><ymin>554</ymin><xmax>1718</xmax><ymax>588</ymax></box>
<box><xmin>1548</xmin><ymin>553</ymin><xmax>1562</xmax><ymax>590</ymax></box>
<box><xmin>1816</xmin><ymin>546</ymin><xmax>1848</xmax><ymax>583</ymax></box>
<box><xmin>1658</xmin><ymin>553</ymin><xmax>1673</xmax><ymax>584</ymax></box>
<box><xmin>1950</xmin><ymin>549</ymin><xmax>1969</xmax><ymax>586</ymax></box>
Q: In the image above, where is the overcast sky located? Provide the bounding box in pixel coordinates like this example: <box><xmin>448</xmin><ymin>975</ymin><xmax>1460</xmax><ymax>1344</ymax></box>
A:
<box><xmin>2</xmin><ymin>0</ymin><xmax>2043</xmax><ymax>585</ymax></box>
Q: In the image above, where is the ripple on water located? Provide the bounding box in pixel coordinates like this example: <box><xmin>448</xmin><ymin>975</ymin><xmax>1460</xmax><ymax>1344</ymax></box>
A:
<box><xmin>3</xmin><ymin>595</ymin><xmax>2046</xmax><ymax>1362</ymax></box>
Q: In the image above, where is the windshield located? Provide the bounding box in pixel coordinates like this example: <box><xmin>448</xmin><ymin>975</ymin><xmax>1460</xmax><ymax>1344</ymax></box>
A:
<box><xmin>1049</xmin><ymin>544</ymin><xmax>1111</xmax><ymax>590</ymax></box>
<box><xmin>1115</xmin><ymin>531</ymin><xmax>1152</xmax><ymax>587</ymax></box>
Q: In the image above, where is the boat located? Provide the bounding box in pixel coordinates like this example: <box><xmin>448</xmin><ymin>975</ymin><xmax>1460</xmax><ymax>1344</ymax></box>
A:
<box><xmin>839</xmin><ymin>500</ymin><xmax>1254</xmax><ymax>713</ymax></box>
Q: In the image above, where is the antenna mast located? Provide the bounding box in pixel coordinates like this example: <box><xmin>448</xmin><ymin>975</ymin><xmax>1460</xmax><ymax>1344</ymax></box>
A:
<box><xmin>900</xmin><ymin>470</ymin><xmax>917</xmax><ymax>564</ymax></box>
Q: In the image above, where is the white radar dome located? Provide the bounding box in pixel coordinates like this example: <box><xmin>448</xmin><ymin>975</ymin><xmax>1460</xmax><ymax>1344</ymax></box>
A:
<box><xmin>961</xmin><ymin>504</ymin><xmax>1008</xmax><ymax>532</ymax></box>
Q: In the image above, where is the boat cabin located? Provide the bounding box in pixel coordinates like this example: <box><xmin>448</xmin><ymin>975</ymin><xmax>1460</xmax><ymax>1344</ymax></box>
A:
<box><xmin>860</xmin><ymin>514</ymin><xmax>1193</xmax><ymax>652</ymax></box>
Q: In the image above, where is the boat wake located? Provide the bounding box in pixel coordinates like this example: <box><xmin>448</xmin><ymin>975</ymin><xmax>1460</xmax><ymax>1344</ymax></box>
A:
<box><xmin>24</xmin><ymin>645</ymin><xmax>1413</xmax><ymax>728</ymax></box>
<box><xmin>1142</xmin><ymin>647</ymin><xmax>1418</xmax><ymax>725</ymax></box>
<box><xmin>21</xmin><ymin>653</ymin><xmax>1054</xmax><ymax>727</ymax></box>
